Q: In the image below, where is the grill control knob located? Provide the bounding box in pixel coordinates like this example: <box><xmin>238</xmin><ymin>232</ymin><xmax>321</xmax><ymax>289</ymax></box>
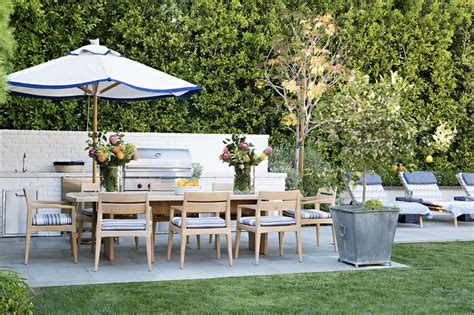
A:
<box><xmin>137</xmin><ymin>183</ymin><xmax>143</xmax><ymax>189</ymax></box>
<box><xmin>147</xmin><ymin>184</ymin><xmax>151</xmax><ymax>189</ymax></box>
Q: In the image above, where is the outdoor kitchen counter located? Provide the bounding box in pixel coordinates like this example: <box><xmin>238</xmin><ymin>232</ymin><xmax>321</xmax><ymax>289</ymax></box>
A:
<box><xmin>66</xmin><ymin>192</ymin><xmax>268</xmax><ymax>261</ymax></box>
<box><xmin>0</xmin><ymin>171</ymin><xmax>92</xmax><ymax>178</ymax></box>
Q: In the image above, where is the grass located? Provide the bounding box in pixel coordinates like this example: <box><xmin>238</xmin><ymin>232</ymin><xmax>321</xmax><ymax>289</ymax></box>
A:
<box><xmin>32</xmin><ymin>242</ymin><xmax>473</xmax><ymax>314</ymax></box>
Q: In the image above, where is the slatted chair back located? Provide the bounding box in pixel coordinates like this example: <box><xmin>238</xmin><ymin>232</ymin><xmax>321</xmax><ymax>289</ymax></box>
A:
<box><xmin>81</xmin><ymin>182</ymin><xmax>100</xmax><ymax>193</ymax></box>
<box><xmin>316</xmin><ymin>187</ymin><xmax>337</xmax><ymax>204</ymax></box>
<box><xmin>149</xmin><ymin>183</ymin><xmax>174</xmax><ymax>192</ymax></box>
<box><xmin>182</xmin><ymin>192</ymin><xmax>230</xmax><ymax>214</ymax></box>
<box><xmin>212</xmin><ymin>183</ymin><xmax>234</xmax><ymax>192</ymax></box>
<box><xmin>98</xmin><ymin>192</ymin><xmax>149</xmax><ymax>216</ymax></box>
<box><xmin>257</xmin><ymin>191</ymin><xmax>301</xmax><ymax>214</ymax></box>
<box><xmin>457</xmin><ymin>173</ymin><xmax>474</xmax><ymax>197</ymax></box>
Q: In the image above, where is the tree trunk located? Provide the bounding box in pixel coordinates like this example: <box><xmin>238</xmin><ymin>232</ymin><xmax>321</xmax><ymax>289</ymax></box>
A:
<box><xmin>362</xmin><ymin>163</ymin><xmax>367</xmax><ymax>205</ymax></box>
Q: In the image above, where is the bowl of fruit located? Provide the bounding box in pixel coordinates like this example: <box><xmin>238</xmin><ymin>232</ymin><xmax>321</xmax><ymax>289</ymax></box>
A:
<box><xmin>174</xmin><ymin>163</ymin><xmax>203</xmax><ymax>195</ymax></box>
<box><xmin>174</xmin><ymin>178</ymin><xmax>200</xmax><ymax>195</ymax></box>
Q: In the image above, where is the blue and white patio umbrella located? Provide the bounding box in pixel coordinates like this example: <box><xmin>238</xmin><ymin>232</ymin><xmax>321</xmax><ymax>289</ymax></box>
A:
<box><xmin>6</xmin><ymin>39</ymin><xmax>202</xmax><ymax>181</ymax></box>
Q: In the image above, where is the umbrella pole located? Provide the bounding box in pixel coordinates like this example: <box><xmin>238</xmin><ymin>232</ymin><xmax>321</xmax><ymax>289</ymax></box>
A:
<box><xmin>92</xmin><ymin>92</ymin><xmax>98</xmax><ymax>183</ymax></box>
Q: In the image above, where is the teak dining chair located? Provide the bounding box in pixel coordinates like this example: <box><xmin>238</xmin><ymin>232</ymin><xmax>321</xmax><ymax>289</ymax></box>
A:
<box><xmin>208</xmin><ymin>182</ymin><xmax>234</xmax><ymax>244</ymax></box>
<box><xmin>77</xmin><ymin>182</ymin><xmax>100</xmax><ymax>248</ymax></box>
<box><xmin>167</xmin><ymin>192</ymin><xmax>232</xmax><ymax>269</ymax></box>
<box><xmin>94</xmin><ymin>192</ymin><xmax>153</xmax><ymax>271</ymax></box>
<box><xmin>23</xmin><ymin>188</ymin><xmax>77</xmax><ymax>265</ymax></box>
<box><xmin>235</xmin><ymin>191</ymin><xmax>302</xmax><ymax>265</ymax></box>
<box><xmin>284</xmin><ymin>188</ymin><xmax>338</xmax><ymax>251</ymax></box>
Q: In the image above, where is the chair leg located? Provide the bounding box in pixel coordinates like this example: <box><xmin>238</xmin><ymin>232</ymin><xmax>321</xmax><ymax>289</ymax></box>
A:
<box><xmin>146</xmin><ymin>234</ymin><xmax>152</xmax><ymax>271</ymax></box>
<box><xmin>215</xmin><ymin>234</ymin><xmax>221</xmax><ymax>259</ymax></box>
<box><xmin>71</xmin><ymin>232</ymin><xmax>78</xmax><ymax>263</ymax></box>
<box><xmin>255</xmin><ymin>232</ymin><xmax>261</xmax><ymax>266</ymax></box>
<box><xmin>135</xmin><ymin>237</ymin><xmax>140</xmax><ymax>251</ymax></box>
<box><xmin>180</xmin><ymin>234</ymin><xmax>187</xmax><ymax>269</ymax></box>
<box><xmin>316</xmin><ymin>224</ymin><xmax>320</xmax><ymax>246</ymax></box>
<box><xmin>278</xmin><ymin>232</ymin><xmax>284</xmax><ymax>256</ymax></box>
<box><xmin>77</xmin><ymin>219</ymin><xmax>84</xmax><ymax>248</ymax></box>
<box><xmin>234</xmin><ymin>227</ymin><xmax>241</xmax><ymax>259</ymax></box>
<box><xmin>226</xmin><ymin>233</ymin><xmax>233</xmax><ymax>267</ymax></box>
<box><xmin>296</xmin><ymin>230</ymin><xmax>303</xmax><ymax>263</ymax></box>
<box><xmin>209</xmin><ymin>234</ymin><xmax>213</xmax><ymax>243</ymax></box>
<box><xmin>94</xmin><ymin>236</ymin><xmax>102</xmax><ymax>272</ymax></box>
<box><xmin>167</xmin><ymin>231</ymin><xmax>174</xmax><ymax>261</ymax></box>
<box><xmin>419</xmin><ymin>215</ymin><xmax>423</xmax><ymax>228</ymax></box>
<box><xmin>331</xmin><ymin>224</ymin><xmax>338</xmax><ymax>252</ymax></box>
<box><xmin>24</xmin><ymin>229</ymin><xmax>31</xmax><ymax>265</ymax></box>
<box><xmin>454</xmin><ymin>216</ymin><xmax>458</xmax><ymax>227</ymax></box>
<box><xmin>196</xmin><ymin>235</ymin><xmax>201</xmax><ymax>249</ymax></box>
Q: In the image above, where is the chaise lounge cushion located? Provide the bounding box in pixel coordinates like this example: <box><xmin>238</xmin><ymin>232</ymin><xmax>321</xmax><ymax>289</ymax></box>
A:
<box><xmin>356</xmin><ymin>173</ymin><xmax>383</xmax><ymax>185</ymax></box>
<box><xmin>284</xmin><ymin>209</ymin><xmax>331</xmax><ymax>219</ymax></box>
<box><xmin>462</xmin><ymin>173</ymin><xmax>474</xmax><ymax>186</ymax></box>
<box><xmin>101</xmin><ymin>219</ymin><xmax>147</xmax><ymax>231</ymax></box>
<box><xmin>387</xmin><ymin>201</ymin><xmax>431</xmax><ymax>216</ymax></box>
<box><xmin>32</xmin><ymin>213</ymin><xmax>72</xmax><ymax>225</ymax></box>
<box><xmin>238</xmin><ymin>216</ymin><xmax>295</xmax><ymax>226</ymax></box>
<box><xmin>403</xmin><ymin>171</ymin><xmax>438</xmax><ymax>184</ymax></box>
<box><xmin>172</xmin><ymin>217</ymin><xmax>226</xmax><ymax>229</ymax></box>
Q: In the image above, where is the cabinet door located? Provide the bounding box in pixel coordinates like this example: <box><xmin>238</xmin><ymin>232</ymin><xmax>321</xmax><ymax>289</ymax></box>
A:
<box><xmin>3</xmin><ymin>189</ymin><xmax>37</xmax><ymax>237</ymax></box>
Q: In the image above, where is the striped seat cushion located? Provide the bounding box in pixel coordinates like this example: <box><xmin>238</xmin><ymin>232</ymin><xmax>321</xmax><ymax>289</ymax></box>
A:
<box><xmin>172</xmin><ymin>217</ymin><xmax>226</xmax><ymax>229</ymax></box>
<box><xmin>32</xmin><ymin>213</ymin><xmax>72</xmax><ymax>226</ymax></box>
<box><xmin>284</xmin><ymin>209</ymin><xmax>332</xmax><ymax>219</ymax></box>
<box><xmin>238</xmin><ymin>216</ymin><xmax>296</xmax><ymax>226</ymax></box>
<box><xmin>101</xmin><ymin>219</ymin><xmax>147</xmax><ymax>231</ymax></box>
<box><xmin>81</xmin><ymin>208</ymin><xmax>93</xmax><ymax>216</ymax></box>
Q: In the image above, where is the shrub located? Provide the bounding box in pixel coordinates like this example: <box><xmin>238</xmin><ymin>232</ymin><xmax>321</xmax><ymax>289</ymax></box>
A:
<box><xmin>363</xmin><ymin>199</ymin><xmax>384</xmax><ymax>210</ymax></box>
<box><xmin>0</xmin><ymin>267</ymin><xmax>33</xmax><ymax>314</ymax></box>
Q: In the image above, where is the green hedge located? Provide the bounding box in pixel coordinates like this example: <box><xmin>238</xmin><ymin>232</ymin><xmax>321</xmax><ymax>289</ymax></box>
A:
<box><xmin>1</xmin><ymin>0</ymin><xmax>472</xmax><ymax>185</ymax></box>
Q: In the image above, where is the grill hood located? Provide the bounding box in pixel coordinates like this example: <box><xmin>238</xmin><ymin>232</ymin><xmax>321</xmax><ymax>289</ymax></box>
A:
<box><xmin>124</xmin><ymin>148</ymin><xmax>192</xmax><ymax>178</ymax></box>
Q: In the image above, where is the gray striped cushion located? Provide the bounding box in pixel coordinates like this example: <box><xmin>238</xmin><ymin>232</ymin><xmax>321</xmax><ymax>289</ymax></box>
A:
<box><xmin>172</xmin><ymin>217</ymin><xmax>226</xmax><ymax>228</ymax></box>
<box><xmin>101</xmin><ymin>219</ymin><xmax>146</xmax><ymax>231</ymax></box>
<box><xmin>458</xmin><ymin>173</ymin><xmax>474</xmax><ymax>197</ymax></box>
<box><xmin>32</xmin><ymin>213</ymin><xmax>72</xmax><ymax>226</ymax></box>
<box><xmin>284</xmin><ymin>209</ymin><xmax>331</xmax><ymax>219</ymax></box>
<box><xmin>82</xmin><ymin>208</ymin><xmax>93</xmax><ymax>216</ymax></box>
<box><xmin>238</xmin><ymin>216</ymin><xmax>295</xmax><ymax>226</ymax></box>
<box><xmin>349</xmin><ymin>184</ymin><xmax>389</xmax><ymax>204</ymax></box>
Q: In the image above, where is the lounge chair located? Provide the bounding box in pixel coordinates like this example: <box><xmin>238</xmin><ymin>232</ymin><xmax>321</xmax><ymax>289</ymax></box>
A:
<box><xmin>346</xmin><ymin>172</ymin><xmax>431</xmax><ymax>228</ymax></box>
<box><xmin>399</xmin><ymin>171</ymin><xmax>474</xmax><ymax>226</ymax></box>
<box><xmin>456</xmin><ymin>173</ymin><xmax>474</xmax><ymax>200</ymax></box>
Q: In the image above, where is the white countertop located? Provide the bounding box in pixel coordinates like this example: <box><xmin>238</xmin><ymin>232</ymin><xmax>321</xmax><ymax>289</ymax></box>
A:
<box><xmin>0</xmin><ymin>171</ymin><xmax>93</xmax><ymax>178</ymax></box>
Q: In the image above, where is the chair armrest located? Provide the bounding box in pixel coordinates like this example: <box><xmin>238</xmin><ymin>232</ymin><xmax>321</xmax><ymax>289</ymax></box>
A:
<box><xmin>301</xmin><ymin>197</ymin><xmax>334</xmax><ymax>205</ymax></box>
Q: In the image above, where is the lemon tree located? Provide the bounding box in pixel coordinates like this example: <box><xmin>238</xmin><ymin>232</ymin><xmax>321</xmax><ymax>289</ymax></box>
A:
<box><xmin>318</xmin><ymin>72</ymin><xmax>420</xmax><ymax>204</ymax></box>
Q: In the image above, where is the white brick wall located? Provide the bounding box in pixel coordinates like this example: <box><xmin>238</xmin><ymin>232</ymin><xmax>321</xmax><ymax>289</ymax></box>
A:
<box><xmin>0</xmin><ymin>130</ymin><xmax>286</xmax><ymax>237</ymax></box>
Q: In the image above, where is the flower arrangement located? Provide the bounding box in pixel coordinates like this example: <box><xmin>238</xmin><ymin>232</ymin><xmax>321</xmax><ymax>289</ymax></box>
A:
<box><xmin>86</xmin><ymin>132</ymin><xmax>138</xmax><ymax>166</ymax></box>
<box><xmin>219</xmin><ymin>134</ymin><xmax>272</xmax><ymax>193</ymax></box>
<box><xmin>86</xmin><ymin>132</ymin><xmax>138</xmax><ymax>191</ymax></box>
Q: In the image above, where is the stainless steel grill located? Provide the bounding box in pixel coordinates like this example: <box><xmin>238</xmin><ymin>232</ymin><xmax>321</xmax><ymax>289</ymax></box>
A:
<box><xmin>123</xmin><ymin>148</ymin><xmax>192</xmax><ymax>191</ymax></box>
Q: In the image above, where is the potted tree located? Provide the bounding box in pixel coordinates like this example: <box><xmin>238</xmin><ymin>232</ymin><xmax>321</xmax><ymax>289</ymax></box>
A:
<box><xmin>321</xmin><ymin>72</ymin><xmax>419</xmax><ymax>267</ymax></box>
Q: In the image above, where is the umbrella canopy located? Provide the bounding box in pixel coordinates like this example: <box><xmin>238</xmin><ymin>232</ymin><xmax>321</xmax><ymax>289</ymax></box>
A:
<box><xmin>7</xmin><ymin>40</ymin><xmax>201</xmax><ymax>100</ymax></box>
<box><xmin>6</xmin><ymin>39</ymin><xmax>202</xmax><ymax>182</ymax></box>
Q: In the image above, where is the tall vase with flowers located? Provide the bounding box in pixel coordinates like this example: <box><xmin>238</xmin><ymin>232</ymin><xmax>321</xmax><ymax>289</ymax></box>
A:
<box><xmin>219</xmin><ymin>134</ymin><xmax>272</xmax><ymax>194</ymax></box>
<box><xmin>86</xmin><ymin>132</ymin><xmax>138</xmax><ymax>192</ymax></box>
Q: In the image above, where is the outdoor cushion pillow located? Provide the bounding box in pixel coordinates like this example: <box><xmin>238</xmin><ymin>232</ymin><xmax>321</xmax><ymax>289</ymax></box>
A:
<box><xmin>32</xmin><ymin>213</ymin><xmax>72</xmax><ymax>226</ymax></box>
<box><xmin>403</xmin><ymin>172</ymin><xmax>438</xmax><ymax>184</ymax></box>
<box><xmin>238</xmin><ymin>216</ymin><xmax>295</xmax><ymax>226</ymax></box>
<box><xmin>172</xmin><ymin>217</ymin><xmax>226</xmax><ymax>229</ymax></box>
<box><xmin>101</xmin><ymin>219</ymin><xmax>147</xmax><ymax>231</ymax></box>
<box><xmin>284</xmin><ymin>209</ymin><xmax>332</xmax><ymax>219</ymax></box>
<box><xmin>462</xmin><ymin>173</ymin><xmax>474</xmax><ymax>186</ymax></box>
<box><xmin>355</xmin><ymin>172</ymin><xmax>383</xmax><ymax>185</ymax></box>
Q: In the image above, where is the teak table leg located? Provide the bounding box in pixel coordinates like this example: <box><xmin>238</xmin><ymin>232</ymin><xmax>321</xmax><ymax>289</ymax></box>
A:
<box><xmin>248</xmin><ymin>232</ymin><xmax>268</xmax><ymax>255</ymax></box>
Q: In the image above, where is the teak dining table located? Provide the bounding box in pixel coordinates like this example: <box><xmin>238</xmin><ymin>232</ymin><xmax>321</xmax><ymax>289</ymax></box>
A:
<box><xmin>65</xmin><ymin>192</ymin><xmax>268</xmax><ymax>261</ymax></box>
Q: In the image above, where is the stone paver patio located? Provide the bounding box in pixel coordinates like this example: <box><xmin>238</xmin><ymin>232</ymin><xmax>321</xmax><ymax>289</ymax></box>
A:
<box><xmin>1</xmin><ymin>213</ymin><xmax>472</xmax><ymax>288</ymax></box>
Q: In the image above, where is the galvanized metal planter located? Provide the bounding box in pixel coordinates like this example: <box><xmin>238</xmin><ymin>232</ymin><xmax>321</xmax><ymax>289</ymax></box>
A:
<box><xmin>330</xmin><ymin>205</ymin><xmax>400</xmax><ymax>268</ymax></box>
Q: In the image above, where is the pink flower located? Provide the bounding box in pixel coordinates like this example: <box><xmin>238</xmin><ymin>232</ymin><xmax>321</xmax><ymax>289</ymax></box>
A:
<box><xmin>88</xmin><ymin>149</ymin><xmax>97</xmax><ymax>158</ymax></box>
<box><xmin>222</xmin><ymin>152</ymin><xmax>230</xmax><ymax>161</ymax></box>
<box><xmin>109</xmin><ymin>135</ymin><xmax>118</xmax><ymax>144</ymax></box>
<box><xmin>264</xmin><ymin>146</ymin><xmax>273</xmax><ymax>155</ymax></box>
<box><xmin>240</xmin><ymin>143</ymin><xmax>249</xmax><ymax>150</ymax></box>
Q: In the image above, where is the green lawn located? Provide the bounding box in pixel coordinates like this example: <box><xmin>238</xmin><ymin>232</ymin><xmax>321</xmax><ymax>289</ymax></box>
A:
<box><xmin>33</xmin><ymin>242</ymin><xmax>473</xmax><ymax>314</ymax></box>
